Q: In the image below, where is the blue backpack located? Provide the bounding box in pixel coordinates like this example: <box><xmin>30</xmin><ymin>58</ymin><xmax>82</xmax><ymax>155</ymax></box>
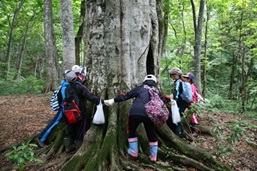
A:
<box><xmin>180</xmin><ymin>81</ymin><xmax>193</xmax><ymax>103</ymax></box>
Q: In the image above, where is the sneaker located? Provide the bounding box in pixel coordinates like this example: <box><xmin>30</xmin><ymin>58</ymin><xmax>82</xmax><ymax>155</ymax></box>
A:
<box><xmin>36</xmin><ymin>137</ymin><xmax>45</xmax><ymax>148</ymax></box>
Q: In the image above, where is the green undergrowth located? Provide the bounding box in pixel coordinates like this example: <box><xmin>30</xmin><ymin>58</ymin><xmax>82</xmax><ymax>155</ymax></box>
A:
<box><xmin>0</xmin><ymin>76</ymin><xmax>44</xmax><ymax>96</ymax></box>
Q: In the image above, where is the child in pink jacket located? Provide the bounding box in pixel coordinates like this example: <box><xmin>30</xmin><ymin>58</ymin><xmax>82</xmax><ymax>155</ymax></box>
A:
<box><xmin>182</xmin><ymin>72</ymin><xmax>200</xmax><ymax>137</ymax></box>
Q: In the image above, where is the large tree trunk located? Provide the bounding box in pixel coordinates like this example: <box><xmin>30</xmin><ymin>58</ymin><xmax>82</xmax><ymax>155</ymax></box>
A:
<box><xmin>36</xmin><ymin>1</ymin><xmax>231</xmax><ymax>170</ymax></box>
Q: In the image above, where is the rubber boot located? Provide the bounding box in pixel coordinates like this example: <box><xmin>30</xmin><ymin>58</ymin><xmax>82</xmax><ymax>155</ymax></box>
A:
<box><xmin>127</xmin><ymin>137</ymin><xmax>138</xmax><ymax>158</ymax></box>
<box><xmin>64</xmin><ymin>137</ymin><xmax>75</xmax><ymax>153</ymax></box>
<box><xmin>174</xmin><ymin>122</ymin><xmax>183</xmax><ymax>137</ymax></box>
<box><xmin>190</xmin><ymin>114</ymin><xmax>199</xmax><ymax>137</ymax></box>
<box><xmin>190</xmin><ymin>114</ymin><xmax>199</xmax><ymax>124</ymax></box>
<box><xmin>149</xmin><ymin>142</ymin><xmax>158</xmax><ymax>162</ymax></box>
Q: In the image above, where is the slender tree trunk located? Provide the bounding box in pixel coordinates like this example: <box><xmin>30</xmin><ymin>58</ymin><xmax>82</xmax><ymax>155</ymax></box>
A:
<box><xmin>5</xmin><ymin>1</ymin><xmax>23</xmax><ymax>80</ymax></box>
<box><xmin>193</xmin><ymin>0</ymin><xmax>205</xmax><ymax>91</ymax></box>
<box><xmin>75</xmin><ymin>0</ymin><xmax>86</xmax><ymax>66</ymax></box>
<box><xmin>236</xmin><ymin>10</ymin><xmax>244</xmax><ymax>105</ymax></box>
<box><xmin>190</xmin><ymin>0</ymin><xmax>197</xmax><ymax>37</ymax></box>
<box><xmin>179</xmin><ymin>4</ymin><xmax>188</xmax><ymax>67</ymax></box>
<box><xmin>229</xmin><ymin>52</ymin><xmax>237</xmax><ymax>99</ymax></box>
<box><xmin>246</xmin><ymin>55</ymin><xmax>254</xmax><ymax>106</ymax></box>
<box><xmin>241</xmin><ymin>46</ymin><xmax>246</xmax><ymax>113</ymax></box>
<box><xmin>202</xmin><ymin>7</ymin><xmax>209</xmax><ymax>97</ymax></box>
<box><xmin>44</xmin><ymin>0</ymin><xmax>59</xmax><ymax>92</ymax></box>
<box><xmin>60</xmin><ymin>0</ymin><xmax>75</xmax><ymax>70</ymax></box>
<box><xmin>14</xmin><ymin>13</ymin><xmax>35</xmax><ymax>80</ymax></box>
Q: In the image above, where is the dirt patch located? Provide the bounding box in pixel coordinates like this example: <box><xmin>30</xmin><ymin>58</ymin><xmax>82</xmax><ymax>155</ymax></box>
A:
<box><xmin>0</xmin><ymin>94</ymin><xmax>256</xmax><ymax>171</ymax></box>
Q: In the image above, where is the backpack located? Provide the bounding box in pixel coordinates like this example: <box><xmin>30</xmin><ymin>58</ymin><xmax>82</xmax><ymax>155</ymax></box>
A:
<box><xmin>144</xmin><ymin>85</ymin><xmax>169</xmax><ymax>127</ymax></box>
<box><xmin>179</xmin><ymin>81</ymin><xmax>193</xmax><ymax>103</ymax></box>
<box><xmin>50</xmin><ymin>86</ymin><xmax>62</xmax><ymax>111</ymax></box>
<box><xmin>190</xmin><ymin>83</ymin><xmax>198</xmax><ymax>103</ymax></box>
<box><xmin>63</xmin><ymin>85</ymin><xmax>82</xmax><ymax>124</ymax></box>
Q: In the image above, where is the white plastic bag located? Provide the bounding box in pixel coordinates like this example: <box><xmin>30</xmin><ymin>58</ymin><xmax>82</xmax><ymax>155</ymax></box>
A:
<box><xmin>171</xmin><ymin>101</ymin><xmax>181</xmax><ymax>124</ymax></box>
<box><xmin>196</xmin><ymin>92</ymin><xmax>205</xmax><ymax>105</ymax></box>
<box><xmin>93</xmin><ymin>101</ymin><xmax>105</xmax><ymax>124</ymax></box>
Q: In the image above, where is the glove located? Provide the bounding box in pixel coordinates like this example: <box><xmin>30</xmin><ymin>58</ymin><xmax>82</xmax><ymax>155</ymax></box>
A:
<box><xmin>104</xmin><ymin>99</ymin><xmax>115</xmax><ymax>106</ymax></box>
<box><xmin>170</xmin><ymin>99</ymin><xmax>175</xmax><ymax>105</ymax></box>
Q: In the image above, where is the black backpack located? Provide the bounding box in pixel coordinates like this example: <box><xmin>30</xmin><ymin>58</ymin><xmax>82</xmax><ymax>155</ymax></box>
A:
<box><xmin>63</xmin><ymin>85</ymin><xmax>82</xmax><ymax>124</ymax></box>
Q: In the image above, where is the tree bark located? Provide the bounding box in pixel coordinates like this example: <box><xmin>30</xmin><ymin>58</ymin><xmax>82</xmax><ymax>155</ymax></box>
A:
<box><xmin>75</xmin><ymin>0</ymin><xmax>86</xmax><ymax>66</ymax></box>
<box><xmin>5</xmin><ymin>1</ymin><xmax>24</xmax><ymax>80</ymax></box>
<box><xmin>14</xmin><ymin>12</ymin><xmax>35</xmax><ymax>80</ymax></box>
<box><xmin>202</xmin><ymin>5</ymin><xmax>210</xmax><ymax>97</ymax></box>
<box><xmin>193</xmin><ymin>0</ymin><xmax>205</xmax><ymax>91</ymax></box>
<box><xmin>229</xmin><ymin>52</ymin><xmax>237</xmax><ymax>99</ymax></box>
<box><xmin>44</xmin><ymin>0</ymin><xmax>59</xmax><ymax>91</ymax></box>
<box><xmin>60</xmin><ymin>0</ymin><xmax>76</xmax><ymax>71</ymax></box>
<box><xmin>241</xmin><ymin>46</ymin><xmax>246</xmax><ymax>113</ymax></box>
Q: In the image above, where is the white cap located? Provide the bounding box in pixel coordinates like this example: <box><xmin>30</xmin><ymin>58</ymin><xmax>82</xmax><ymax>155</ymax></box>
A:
<box><xmin>143</xmin><ymin>74</ymin><xmax>157</xmax><ymax>83</ymax></box>
<box><xmin>72</xmin><ymin>65</ymin><xmax>82</xmax><ymax>73</ymax></box>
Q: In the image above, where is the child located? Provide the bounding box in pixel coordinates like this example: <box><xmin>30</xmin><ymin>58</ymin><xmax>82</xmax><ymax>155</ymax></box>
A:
<box><xmin>104</xmin><ymin>75</ymin><xmax>167</xmax><ymax>162</ymax></box>
<box><xmin>167</xmin><ymin>68</ymin><xmax>190</xmax><ymax>138</ymax></box>
<box><xmin>72</xmin><ymin>65</ymin><xmax>86</xmax><ymax>84</ymax></box>
<box><xmin>63</xmin><ymin>70</ymin><xmax>103</xmax><ymax>152</ymax></box>
<box><xmin>182</xmin><ymin>72</ymin><xmax>200</xmax><ymax>137</ymax></box>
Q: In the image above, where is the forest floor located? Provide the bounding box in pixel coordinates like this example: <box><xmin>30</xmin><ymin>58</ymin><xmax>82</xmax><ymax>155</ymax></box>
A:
<box><xmin>0</xmin><ymin>94</ymin><xmax>256</xmax><ymax>171</ymax></box>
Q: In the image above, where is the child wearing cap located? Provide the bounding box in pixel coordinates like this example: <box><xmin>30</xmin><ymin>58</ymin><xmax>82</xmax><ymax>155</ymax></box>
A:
<box><xmin>182</xmin><ymin>72</ymin><xmax>200</xmax><ymax>137</ymax></box>
<box><xmin>62</xmin><ymin>70</ymin><xmax>103</xmax><ymax>152</ymax></box>
<box><xmin>72</xmin><ymin>65</ymin><xmax>86</xmax><ymax>84</ymax></box>
<box><xmin>167</xmin><ymin>68</ymin><xmax>189</xmax><ymax>138</ymax></box>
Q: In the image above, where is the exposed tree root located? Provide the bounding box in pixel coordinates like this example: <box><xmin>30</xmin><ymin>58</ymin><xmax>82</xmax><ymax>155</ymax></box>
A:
<box><xmin>27</xmin><ymin>106</ymin><xmax>232</xmax><ymax>171</ymax></box>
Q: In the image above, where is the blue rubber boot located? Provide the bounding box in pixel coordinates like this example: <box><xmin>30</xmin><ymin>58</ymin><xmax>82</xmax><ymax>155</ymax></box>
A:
<box><xmin>149</xmin><ymin>142</ymin><xmax>158</xmax><ymax>162</ymax></box>
<box><xmin>127</xmin><ymin>137</ymin><xmax>138</xmax><ymax>158</ymax></box>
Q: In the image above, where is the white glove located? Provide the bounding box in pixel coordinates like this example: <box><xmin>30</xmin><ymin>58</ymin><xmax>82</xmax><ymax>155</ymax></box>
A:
<box><xmin>170</xmin><ymin>99</ymin><xmax>175</xmax><ymax>105</ymax></box>
<box><xmin>104</xmin><ymin>99</ymin><xmax>115</xmax><ymax>106</ymax></box>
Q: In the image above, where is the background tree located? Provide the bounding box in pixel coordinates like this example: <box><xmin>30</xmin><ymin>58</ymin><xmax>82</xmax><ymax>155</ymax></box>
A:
<box><xmin>44</xmin><ymin>0</ymin><xmax>59</xmax><ymax>91</ymax></box>
<box><xmin>74</xmin><ymin>0</ymin><xmax>85</xmax><ymax>65</ymax></box>
<box><xmin>60</xmin><ymin>0</ymin><xmax>75</xmax><ymax>70</ymax></box>
<box><xmin>190</xmin><ymin>0</ymin><xmax>205</xmax><ymax>91</ymax></box>
<box><xmin>5</xmin><ymin>1</ymin><xmax>24</xmax><ymax>80</ymax></box>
